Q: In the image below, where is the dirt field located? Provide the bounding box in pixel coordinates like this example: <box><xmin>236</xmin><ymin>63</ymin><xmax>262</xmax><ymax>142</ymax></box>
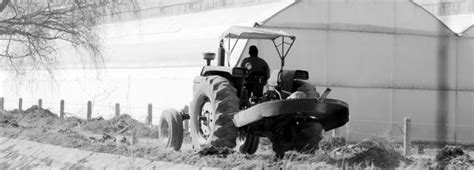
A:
<box><xmin>0</xmin><ymin>105</ymin><xmax>473</xmax><ymax>169</ymax></box>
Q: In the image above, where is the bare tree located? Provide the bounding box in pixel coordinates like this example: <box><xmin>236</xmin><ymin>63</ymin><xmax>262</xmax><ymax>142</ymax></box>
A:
<box><xmin>0</xmin><ymin>0</ymin><xmax>139</xmax><ymax>75</ymax></box>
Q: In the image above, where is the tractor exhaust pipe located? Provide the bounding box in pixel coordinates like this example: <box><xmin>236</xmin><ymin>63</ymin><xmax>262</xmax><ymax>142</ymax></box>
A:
<box><xmin>319</xmin><ymin>88</ymin><xmax>332</xmax><ymax>103</ymax></box>
<box><xmin>316</xmin><ymin>88</ymin><xmax>331</xmax><ymax>113</ymax></box>
<box><xmin>217</xmin><ymin>40</ymin><xmax>225</xmax><ymax>66</ymax></box>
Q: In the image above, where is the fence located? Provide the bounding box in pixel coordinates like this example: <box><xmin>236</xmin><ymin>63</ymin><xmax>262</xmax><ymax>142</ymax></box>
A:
<box><xmin>2</xmin><ymin>96</ymin><xmax>473</xmax><ymax>156</ymax></box>
<box><xmin>327</xmin><ymin>117</ymin><xmax>413</xmax><ymax>156</ymax></box>
<box><xmin>0</xmin><ymin>97</ymin><xmax>190</xmax><ymax>129</ymax></box>
<box><xmin>328</xmin><ymin>117</ymin><xmax>474</xmax><ymax>156</ymax></box>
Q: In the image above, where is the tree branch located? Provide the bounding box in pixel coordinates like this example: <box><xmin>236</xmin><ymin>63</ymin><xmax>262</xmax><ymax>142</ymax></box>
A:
<box><xmin>0</xmin><ymin>0</ymin><xmax>139</xmax><ymax>75</ymax></box>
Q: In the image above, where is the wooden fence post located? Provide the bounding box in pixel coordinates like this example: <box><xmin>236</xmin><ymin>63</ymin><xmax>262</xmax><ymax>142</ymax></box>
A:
<box><xmin>183</xmin><ymin>105</ymin><xmax>189</xmax><ymax>132</ymax></box>
<box><xmin>38</xmin><ymin>99</ymin><xmax>42</xmax><ymax>109</ymax></box>
<box><xmin>18</xmin><ymin>98</ymin><xmax>23</xmax><ymax>111</ymax></box>
<box><xmin>0</xmin><ymin>97</ymin><xmax>4</xmax><ymax>110</ymax></box>
<box><xmin>147</xmin><ymin>104</ymin><xmax>152</xmax><ymax>125</ymax></box>
<box><xmin>87</xmin><ymin>101</ymin><xmax>92</xmax><ymax>120</ymax></box>
<box><xmin>115</xmin><ymin>103</ymin><xmax>120</xmax><ymax>117</ymax></box>
<box><xmin>404</xmin><ymin>117</ymin><xmax>411</xmax><ymax>156</ymax></box>
<box><xmin>60</xmin><ymin>100</ymin><xmax>65</xmax><ymax>119</ymax></box>
<box><xmin>332</xmin><ymin>128</ymin><xmax>339</xmax><ymax>137</ymax></box>
<box><xmin>184</xmin><ymin>120</ymin><xmax>189</xmax><ymax>132</ymax></box>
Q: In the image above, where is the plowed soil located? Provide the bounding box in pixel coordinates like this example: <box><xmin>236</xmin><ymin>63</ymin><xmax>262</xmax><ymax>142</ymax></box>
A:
<box><xmin>1</xmin><ymin>106</ymin><xmax>472</xmax><ymax>169</ymax></box>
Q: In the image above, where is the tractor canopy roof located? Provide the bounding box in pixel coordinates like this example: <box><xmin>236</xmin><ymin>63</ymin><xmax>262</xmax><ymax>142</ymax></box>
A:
<box><xmin>220</xmin><ymin>26</ymin><xmax>295</xmax><ymax>40</ymax></box>
<box><xmin>220</xmin><ymin>26</ymin><xmax>296</xmax><ymax>68</ymax></box>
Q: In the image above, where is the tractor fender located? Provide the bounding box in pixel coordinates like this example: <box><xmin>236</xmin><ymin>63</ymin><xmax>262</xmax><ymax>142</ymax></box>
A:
<box><xmin>200</xmin><ymin>66</ymin><xmax>247</xmax><ymax>78</ymax></box>
<box><xmin>232</xmin><ymin>98</ymin><xmax>349</xmax><ymax>131</ymax></box>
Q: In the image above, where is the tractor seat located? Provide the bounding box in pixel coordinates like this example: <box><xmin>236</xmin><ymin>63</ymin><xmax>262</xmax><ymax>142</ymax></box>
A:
<box><xmin>266</xmin><ymin>70</ymin><xmax>294</xmax><ymax>95</ymax></box>
<box><xmin>266</xmin><ymin>70</ymin><xmax>280</xmax><ymax>87</ymax></box>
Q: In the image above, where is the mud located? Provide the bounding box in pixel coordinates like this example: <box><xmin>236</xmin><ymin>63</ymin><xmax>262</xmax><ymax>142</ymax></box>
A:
<box><xmin>198</xmin><ymin>145</ymin><xmax>235</xmax><ymax>158</ymax></box>
<box><xmin>83</xmin><ymin>114</ymin><xmax>159</xmax><ymax>138</ymax></box>
<box><xmin>0</xmin><ymin>105</ymin><xmax>160</xmax><ymax>156</ymax></box>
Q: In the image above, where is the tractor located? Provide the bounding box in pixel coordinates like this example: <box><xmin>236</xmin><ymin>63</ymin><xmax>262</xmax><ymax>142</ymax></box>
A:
<box><xmin>159</xmin><ymin>26</ymin><xmax>349</xmax><ymax>158</ymax></box>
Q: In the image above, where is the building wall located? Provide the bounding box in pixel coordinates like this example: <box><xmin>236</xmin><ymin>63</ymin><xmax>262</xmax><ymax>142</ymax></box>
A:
<box><xmin>454</xmin><ymin>27</ymin><xmax>474</xmax><ymax>143</ymax></box>
<box><xmin>245</xmin><ymin>0</ymin><xmax>474</xmax><ymax>143</ymax></box>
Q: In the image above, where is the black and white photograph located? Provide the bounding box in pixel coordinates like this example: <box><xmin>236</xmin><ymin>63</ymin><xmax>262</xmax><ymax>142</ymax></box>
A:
<box><xmin>0</xmin><ymin>0</ymin><xmax>473</xmax><ymax>169</ymax></box>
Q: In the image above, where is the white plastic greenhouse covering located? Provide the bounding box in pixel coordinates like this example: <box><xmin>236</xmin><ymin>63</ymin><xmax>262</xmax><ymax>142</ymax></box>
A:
<box><xmin>414</xmin><ymin>0</ymin><xmax>474</xmax><ymax>35</ymax></box>
<box><xmin>243</xmin><ymin>0</ymin><xmax>474</xmax><ymax>144</ymax></box>
<box><xmin>438</xmin><ymin>14</ymin><xmax>474</xmax><ymax>35</ymax></box>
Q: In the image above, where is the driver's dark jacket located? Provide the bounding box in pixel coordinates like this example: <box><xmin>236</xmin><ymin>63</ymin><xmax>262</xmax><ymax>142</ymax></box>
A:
<box><xmin>241</xmin><ymin>55</ymin><xmax>270</xmax><ymax>96</ymax></box>
<box><xmin>241</xmin><ymin>55</ymin><xmax>270</xmax><ymax>79</ymax></box>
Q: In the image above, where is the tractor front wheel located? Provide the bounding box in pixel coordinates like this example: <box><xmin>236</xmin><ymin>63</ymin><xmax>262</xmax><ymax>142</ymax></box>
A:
<box><xmin>158</xmin><ymin>108</ymin><xmax>184</xmax><ymax>151</ymax></box>
<box><xmin>236</xmin><ymin>132</ymin><xmax>259</xmax><ymax>154</ymax></box>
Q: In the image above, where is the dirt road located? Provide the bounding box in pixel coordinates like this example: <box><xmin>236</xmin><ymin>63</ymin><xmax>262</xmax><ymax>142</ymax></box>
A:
<box><xmin>0</xmin><ymin>137</ymin><xmax>203</xmax><ymax>169</ymax></box>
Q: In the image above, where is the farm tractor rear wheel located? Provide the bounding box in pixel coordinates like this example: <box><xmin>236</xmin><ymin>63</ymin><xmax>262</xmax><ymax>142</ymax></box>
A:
<box><xmin>159</xmin><ymin>108</ymin><xmax>184</xmax><ymax>151</ymax></box>
<box><xmin>190</xmin><ymin>76</ymin><xmax>239</xmax><ymax>149</ymax></box>
<box><xmin>267</xmin><ymin>80</ymin><xmax>323</xmax><ymax>156</ymax></box>
<box><xmin>295</xmin><ymin>80</ymin><xmax>323</xmax><ymax>150</ymax></box>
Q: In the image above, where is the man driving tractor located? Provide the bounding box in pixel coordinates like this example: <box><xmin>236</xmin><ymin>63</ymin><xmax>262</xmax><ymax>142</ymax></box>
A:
<box><xmin>240</xmin><ymin>45</ymin><xmax>270</xmax><ymax>100</ymax></box>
